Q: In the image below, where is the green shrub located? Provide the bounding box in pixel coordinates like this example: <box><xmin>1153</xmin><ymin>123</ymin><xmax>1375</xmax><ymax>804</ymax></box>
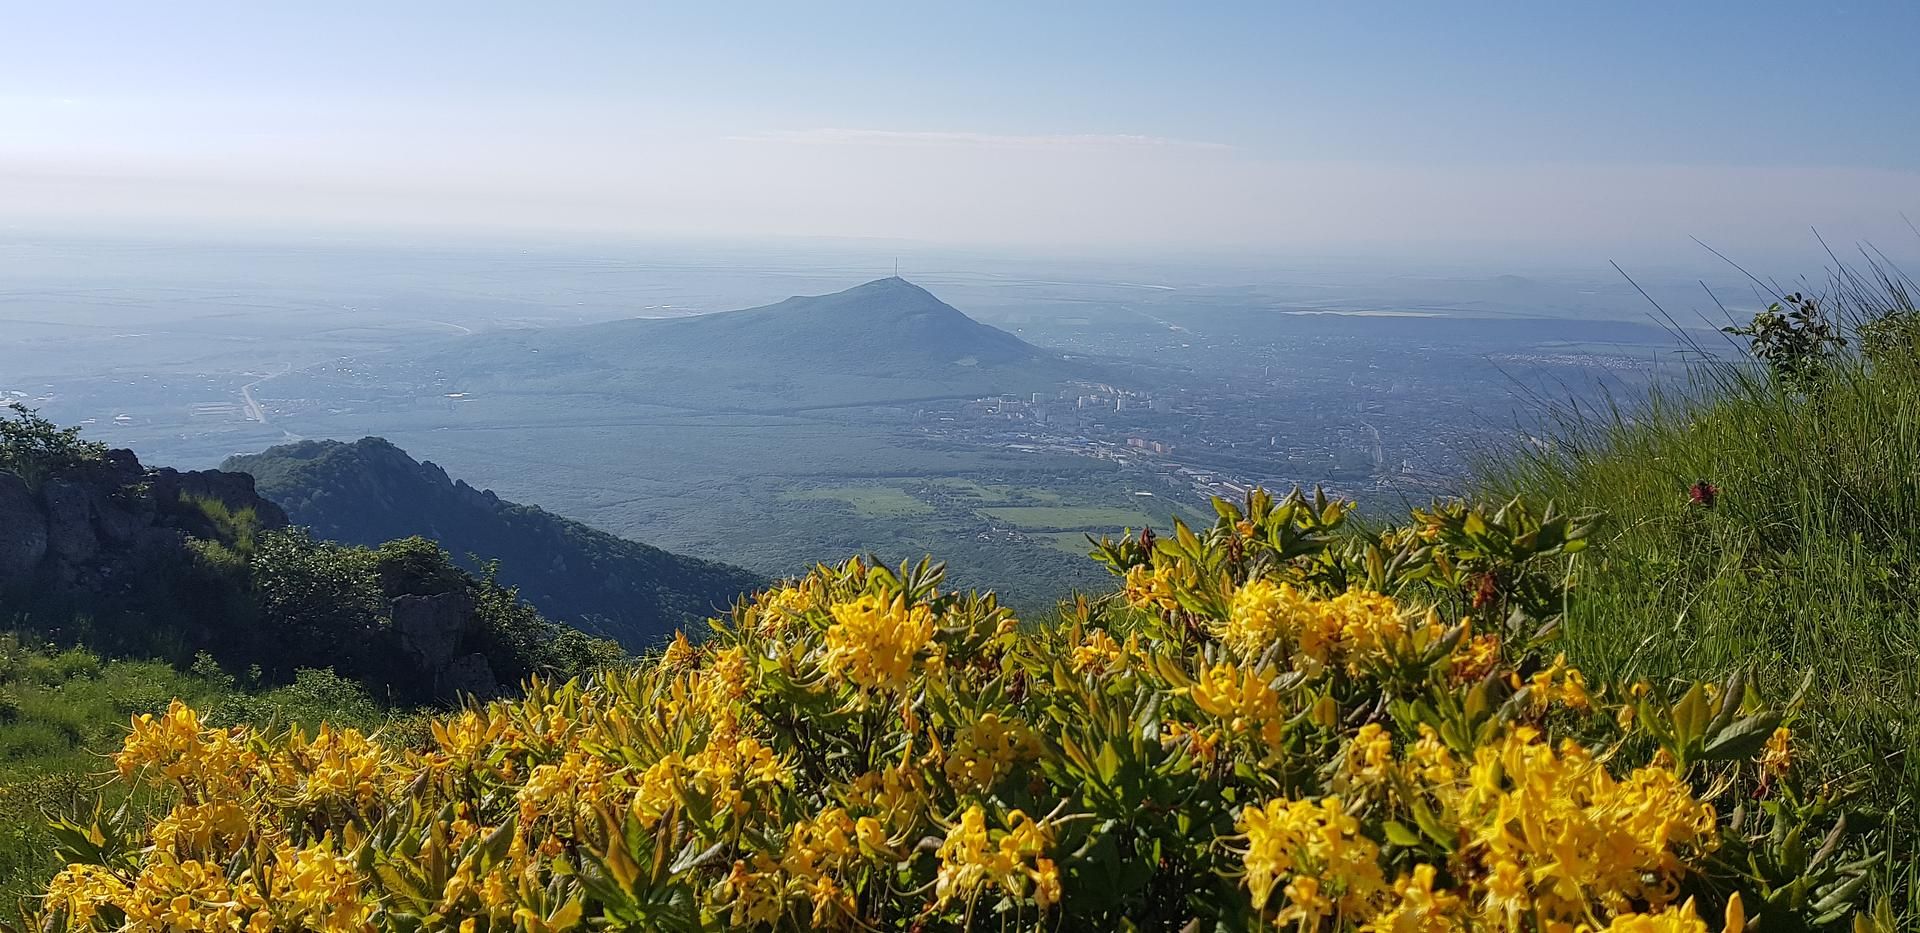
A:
<box><xmin>0</xmin><ymin>404</ymin><xmax>106</xmax><ymax>490</ymax></box>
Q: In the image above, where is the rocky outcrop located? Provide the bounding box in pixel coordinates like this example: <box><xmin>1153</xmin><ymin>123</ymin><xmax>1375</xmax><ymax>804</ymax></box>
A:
<box><xmin>0</xmin><ymin>473</ymin><xmax>47</xmax><ymax>583</ymax></box>
<box><xmin>392</xmin><ymin>590</ymin><xmax>500</xmax><ymax>699</ymax></box>
<box><xmin>148</xmin><ymin>466</ymin><xmax>289</xmax><ymax>529</ymax></box>
<box><xmin>441</xmin><ymin>653</ymin><xmax>499</xmax><ymax>700</ymax></box>
<box><xmin>0</xmin><ymin>449</ymin><xmax>286</xmax><ymax>596</ymax></box>
<box><xmin>40</xmin><ymin>480</ymin><xmax>100</xmax><ymax>564</ymax></box>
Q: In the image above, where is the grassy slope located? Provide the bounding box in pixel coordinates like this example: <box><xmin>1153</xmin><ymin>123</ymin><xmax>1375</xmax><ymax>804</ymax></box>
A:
<box><xmin>1477</xmin><ymin>320</ymin><xmax>1920</xmax><ymax>911</ymax></box>
<box><xmin>0</xmin><ymin>636</ymin><xmax>407</xmax><ymax>913</ymax></box>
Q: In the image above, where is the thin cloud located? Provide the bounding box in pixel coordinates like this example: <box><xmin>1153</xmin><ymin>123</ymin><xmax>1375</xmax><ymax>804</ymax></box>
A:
<box><xmin>728</xmin><ymin>128</ymin><xmax>1232</xmax><ymax>151</ymax></box>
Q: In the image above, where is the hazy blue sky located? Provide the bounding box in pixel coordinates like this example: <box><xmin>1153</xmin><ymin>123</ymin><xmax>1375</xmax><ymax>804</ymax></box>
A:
<box><xmin>5</xmin><ymin>1</ymin><xmax>1918</xmax><ymax>262</ymax></box>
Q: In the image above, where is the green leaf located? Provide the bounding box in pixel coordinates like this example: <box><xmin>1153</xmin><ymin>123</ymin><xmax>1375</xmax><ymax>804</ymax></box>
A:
<box><xmin>1702</xmin><ymin>712</ymin><xmax>1782</xmax><ymax>761</ymax></box>
<box><xmin>1382</xmin><ymin>820</ymin><xmax>1423</xmax><ymax>848</ymax></box>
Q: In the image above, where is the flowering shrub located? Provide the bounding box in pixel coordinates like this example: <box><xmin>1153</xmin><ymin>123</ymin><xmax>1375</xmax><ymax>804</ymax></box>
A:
<box><xmin>20</xmin><ymin>490</ymin><xmax>1878</xmax><ymax>931</ymax></box>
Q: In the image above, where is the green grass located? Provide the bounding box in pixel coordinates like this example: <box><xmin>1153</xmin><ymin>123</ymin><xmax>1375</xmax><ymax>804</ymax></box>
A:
<box><xmin>981</xmin><ymin>505</ymin><xmax>1161</xmax><ymax>531</ymax></box>
<box><xmin>1035</xmin><ymin>530</ymin><xmax>1103</xmax><ymax>557</ymax></box>
<box><xmin>780</xmin><ymin>484</ymin><xmax>934</xmax><ymax>518</ymax></box>
<box><xmin>0</xmin><ymin>635</ymin><xmax>406</xmax><ymax>918</ymax></box>
<box><xmin>1473</xmin><ymin>266</ymin><xmax>1920</xmax><ymax>918</ymax></box>
<box><xmin>924</xmin><ymin>479</ymin><xmax>1063</xmax><ymax>504</ymax></box>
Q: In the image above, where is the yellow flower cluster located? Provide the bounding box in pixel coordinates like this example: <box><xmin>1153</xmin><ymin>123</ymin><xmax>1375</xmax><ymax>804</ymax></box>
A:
<box><xmin>1239</xmin><ymin>795</ymin><xmax>1386</xmax><ymax>924</ymax></box>
<box><xmin>1457</xmin><ymin>727</ymin><xmax>1720</xmax><ymax>923</ymax></box>
<box><xmin>943</xmin><ymin>712</ymin><xmax>1040</xmax><ymax>791</ymax></box>
<box><xmin>1221</xmin><ymin>580</ymin><xmax>1405</xmax><ymax>671</ymax></box>
<box><xmin>935</xmin><ymin>806</ymin><xmax>1060</xmax><ymax>911</ymax></box>
<box><xmin>1189</xmin><ymin>661</ymin><xmax>1288</xmax><ymax>752</ymax></box>
<box><xmin>823</xmin><ymin>592</ymin><xmax>936</xmax><ymax>692</ymax></box>
<box><xmin>1123</xmin><ymin>562</ymin><xmax>1182</xmax><ymax>611</ymax></box>
<box><xmin>27</xmin><ymin>509</ymin><xmax>1857</xmax><ymax>931</ymax></box>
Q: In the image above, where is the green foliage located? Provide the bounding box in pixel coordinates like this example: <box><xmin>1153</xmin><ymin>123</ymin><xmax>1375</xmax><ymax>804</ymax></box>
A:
<box><xmin>0</xmin><ymin>404</ymin><xmax>106</xmax><ymax>490</ymax></box>
<box><xmin>1</xmin><ymin>429</ymin><xmax>623</xmax><ymax>706</ymax></box>
<box><xmin>371</xmin><ymin>535</ymin><xmax>467</xmax><ymax>597</ymax></box>
<box><xmin>1723</xmin><ymin>292</ymin><xmax>1846</xmax><ymax>389</ymax></box>
<box><xmin>181</xmin><ymin>494</ymin><xmax>261</xmax><ymax>555</ymax></box>
<box><xmin>1482</xmin><ymin>266</ymin><xmax>1920</xmax><ymax>923</ymax></box>
<box><xmin>225</xmin><ymin>437</ymin><xmax>765</xmax><ymax>649</ymax></box>
<box><xmin>248</xmin><ymin>528</ymin><xmax>388</xmax><ymax>675</ymax></box>
<box><xmin>466</xmin><ymin>558</ymin><xmax>628</xmax><ymax>685</ymax></box>
<box><xmin>0</xmin><ymin>633</ymin><xmax>399</xmax><ymax>918</ymax></box>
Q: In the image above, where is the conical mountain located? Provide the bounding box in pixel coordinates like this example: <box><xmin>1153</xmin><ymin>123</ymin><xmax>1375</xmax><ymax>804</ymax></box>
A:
<box><xmin>343</xmin><ymin>277</ymin><xmax>1087</xmax><ymax>411</ymax></box>
<box><xmin>580</xmin><ymin>276</ymin><xmax>1046</xmax><ymax>369</ymax></box>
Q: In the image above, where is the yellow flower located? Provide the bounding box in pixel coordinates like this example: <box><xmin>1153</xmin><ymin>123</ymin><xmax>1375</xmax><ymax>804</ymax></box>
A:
<box><xmin>823</xmin><ymin>593</ymin><xmax>935</xmax><ymax>692</ymax></box>
<box><xmin>1123</xmin><ymin>563</ymin><xmax>1181</xmax><ymax>611</ymax></box>
<box><xmin>1457</xmin><ymin>727</ymin><xmax>1718</xmax><ymax>924</ymax></box>
<box><xmin>19</xmin><ymin>537</ymin><xmax>1825</xmax><ymax>933</ymax></box>
<box><xmin>1069</xmin><ymin>627</ymin><xmax>1127</xmax><ymax>674</ymax></box>
<box><xmin>1189</xmin><ymin>662</ymin><xmax>1286</xmax><ymax>751</ymax></box>
<box><xmin>1343</xmin><ymin>722</ymin><xmax>1395</xmax><ymax>787</ymax></box>
<box><xmin>1218</xmin><ymin>582</ymin><xmax>1406</xmax><ymax>672</ymax></box>
<box><xmin>718</xmin><ymin>854</ymin><xmax>786</xmax><ymax>927</ymax></box>
<box><xmin>1449</xmin><ymin>632</ymin><xmax>1502</xmax><ymax>683</ymax></box>
<box><xmin>855</xmin><ymin>815</ymin><xmax>890</xmax><ymax>852</ymax></box>
<box><xmin>1589</xmin><ymin>900</ymin><xmax>1710</xmax><ymax>933</ymax></box>
<box><xmin>661</xmin><ymin>630</ymin><xmax>697</xmax><ymax>668</ymax></box>
<box><xmin>944</xmin><ymin>713</ymin><xmax>1040</xmax><ymax>792</ymax></box>
<box><xmin>43</xmin><ymin>864</ymin><xmax>130</xmax><ymax>927</ymax></box>
<box><xmin>1408</xmin><ymin>725</ymin><xmax>1458</xmax><ymax>787</ymax></box>
<box><xmin>1761</xmin><ymin>726</ymin><xmax>1792</xmax><ymax>775</ymax></box>
<box><xmin>1526</xmin><ymin>653</ymin><xmax>1592</xmax><ymax>713</ymax></box>
<box><xmin>1032</xmin><ymin>857</ymin><xmax>1062</xmax><ymax>910</ymax></box>
<box><xmin>1238</xmin><ymin>795</ymin><xmax>1385</xmax><ymax>923</ymax></box>
<box><xmin>1221</xmin><ymin>578</ymin><xmax>1308</xmax><ymax>655</ymax></box>
<box><xmin>935</xmin><ymin>806</ymin><xmax>1053</xmax><ymax>907</ymax></box>
<box><xmin>1364</xmin><ymin>864</ymin><xmax>1464</xmax><ymax>933</ymax></box>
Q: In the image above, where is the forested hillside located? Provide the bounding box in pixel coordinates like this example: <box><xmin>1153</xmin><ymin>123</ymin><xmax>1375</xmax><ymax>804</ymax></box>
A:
<box><xmin>0</xmin><ymin>406</ymin><xmax>617</xmax><ymax>702</ymax></box>
<box><xmin>226</xmin><ymin>437</ymin><xmax>763</xmax><ymax>649</ymax></box>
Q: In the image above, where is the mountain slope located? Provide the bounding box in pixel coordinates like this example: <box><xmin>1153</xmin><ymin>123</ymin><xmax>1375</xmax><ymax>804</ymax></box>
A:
<box><xmin>224</xmin><ymin>437</ymin><xmax>764</xmax><ymax>649</ymax></box>
<box><xmin>278</xmin><ymin>277</ymin><xmax>1094</xmax><ymax>412</ymax></box>
<box><xmin>563</xmin><ymin>276</ymin><xmax>1047</xmax><ymax>371</ymax></box>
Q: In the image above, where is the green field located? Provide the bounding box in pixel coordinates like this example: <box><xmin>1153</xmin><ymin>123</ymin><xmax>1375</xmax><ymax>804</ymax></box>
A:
<box><xmin>982</xmin><ymin>504</ymin><xmax>1164</xmax><ymax>531</ymax></box>
<box><xmin>923</xmin><ymin>478</ymin><xmax>1063</xmax><ymax>504</ymax></box>
<box><xmin>780</xmin><ymin>484</ymin><xmax>934</xmax><ymax>517</ymax></box>
<box><xmin>1036</xmin><ymin>530</ymin><xmax>1105</xmax><ymax>556</ymax></box>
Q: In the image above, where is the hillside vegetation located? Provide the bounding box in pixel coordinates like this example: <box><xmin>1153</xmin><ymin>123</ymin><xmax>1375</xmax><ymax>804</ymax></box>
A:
<box><xmin>1477</xmin><ymin>265</ymin><xmax>1920</xmax><ymax>913</ymax></box>
<box><xmin>0</xmin><ymin>636</ymin><xmax>405</xmax><ymax>915</ymax></box>
<box><xmin>9</xmin><ymin>272</ymin><xmax>1920</xmax><ymax>929</ymax></box>
<box><xmin>225</xmin><ymin>437</ymin><xmax>763</xmax><ymax>649</ymax></box>
<box><xmin>14</xmin><ymin>489</ymin><xmax>1883</xmax><ymax>930</ymax></box>
<box><xmin>0</xmin><ymin>406</ymin><xmax>618</xmax><ymax>703</ymax></box>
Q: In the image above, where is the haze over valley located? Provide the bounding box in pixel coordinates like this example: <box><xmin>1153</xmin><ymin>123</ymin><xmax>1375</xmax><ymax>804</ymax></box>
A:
<box><xmin>5</xmin><ymin>232</ymin><xmax>1727</xmax><ymax>602</ymax></box>
<box><xmin>8</xmin><ymin>4</ymin><xmax>1920</xmax><ymax>925</ymax></box>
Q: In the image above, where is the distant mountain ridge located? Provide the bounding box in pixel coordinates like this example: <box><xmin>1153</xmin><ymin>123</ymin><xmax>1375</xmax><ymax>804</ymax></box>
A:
<box><xmin>279</xmin><ymin>277</ymin><xmax>1094</xmax><ymax>413</ymax></box>
<box><xmin>632</xmin><ymin>276</ymin><xmax>1046</xmax><ymax>368</ymax></box>
<box><xmin>224</xmin><ymin>438</ymin><xmax>763</xmax><ymax>648</ymax></box>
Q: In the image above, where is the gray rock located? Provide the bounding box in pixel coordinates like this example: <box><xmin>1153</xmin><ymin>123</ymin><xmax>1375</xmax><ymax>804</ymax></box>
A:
<box><xmin>39</xmin><ymin>479</ymin><xmax>99</xmax><ymax>564</ymax></box>
<box><xmin>100</xmin><ymin>449</ymin><xmax>145</xmax><ymax>487</ymax></box>
<box><xmin>392</xmin><ymin>590</ymin><xmax>476</xmax><ymax>674</ymax></box>
<box><xmin>0</xmin><ymin>473</ymin><xmax>47</xmax><ymax>582</ymax></box>
<box><xmin>88</xmin><ymin>485</ymin><xmax>145</xmax><ymax>546</ymax></box>
<box><xmin>441</xmin><ymin>653</ymin><xmax>499</xmax><ymax>699</ymax></box>
<box><xmin>147</xmin><ymin>468</ymin><xmax>290</xmax><ymax>529</ymax></box>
